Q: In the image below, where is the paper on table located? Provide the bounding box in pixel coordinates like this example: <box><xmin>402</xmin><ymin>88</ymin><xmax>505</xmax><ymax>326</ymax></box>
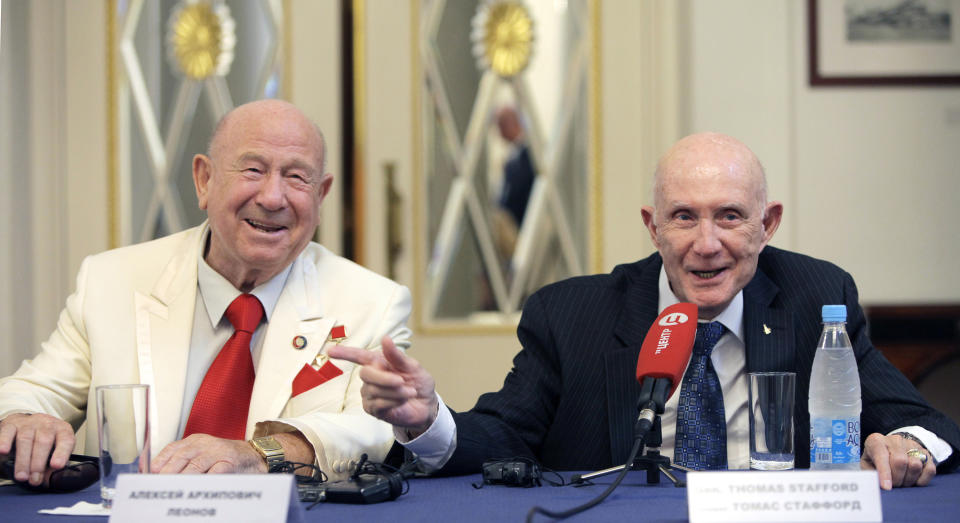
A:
<box><xmin>38</xmin><ymin>500</ymin><xmax>110</xmax><ymax>517</ymax></box>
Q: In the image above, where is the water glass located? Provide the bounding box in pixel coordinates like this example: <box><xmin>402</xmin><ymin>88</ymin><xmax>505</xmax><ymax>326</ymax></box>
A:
<box><xmin>96</xmin><ymin>384</ymin><xmax>151</xmax><ymax>507</ymax></box>
<box><xmin>748</xmin><ymin>372</ymin><xmax>795</xmax><ymax>470</ymax></box>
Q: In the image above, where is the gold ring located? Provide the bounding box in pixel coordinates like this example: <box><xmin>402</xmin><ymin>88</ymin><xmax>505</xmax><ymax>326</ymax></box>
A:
<box><xmin>906</xmin><ymin>448</ymin><xmax>928</xmax><ymax>464</ymax></box>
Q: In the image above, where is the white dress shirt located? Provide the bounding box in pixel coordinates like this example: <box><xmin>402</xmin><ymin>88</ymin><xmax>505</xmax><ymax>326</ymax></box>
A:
<box><xmin>403</xmin><ymin>267</ymin><xmax>953</xmax><ymax>470</ymax></box>
<box><xmin>176</xmin><ymin>232</ymin><xmax>293</xmax><ymax>438</ymax></box>
<box><xmin>655</xmin><ymin>267</ymin><xmax>750</xmax><ymax>468</ymax></box>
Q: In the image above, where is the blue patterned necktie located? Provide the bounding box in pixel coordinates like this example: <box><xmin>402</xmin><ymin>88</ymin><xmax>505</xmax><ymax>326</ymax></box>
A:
<box><xmin>674</xmin><ymin>321</ymin><xmax>727</xmax><ymax>470</ymax></box>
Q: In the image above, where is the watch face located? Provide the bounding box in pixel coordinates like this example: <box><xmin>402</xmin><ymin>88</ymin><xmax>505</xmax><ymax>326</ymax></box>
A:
<box><xmin>254</xmin><ymin>437</ymin><xmax>283</xmax><ymax>452</ymax></box>
<box><xmin>250</xmin><ymin>437</ymin><xmax>284</xmax><ymax>474</ymax></box>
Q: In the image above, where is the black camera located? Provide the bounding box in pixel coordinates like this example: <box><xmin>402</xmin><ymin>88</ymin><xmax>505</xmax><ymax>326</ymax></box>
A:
<box><xmin>480</xmin><ymin>459</ymin><xmax>542</xmax><ymax>488</ymax></box>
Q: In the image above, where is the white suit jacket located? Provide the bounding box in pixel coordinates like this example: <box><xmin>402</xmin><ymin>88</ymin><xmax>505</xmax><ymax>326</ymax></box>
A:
<box><xmin>0</xmin><ymin>224</ymin><xmax>411</xmax><ymax>479</ymax></box>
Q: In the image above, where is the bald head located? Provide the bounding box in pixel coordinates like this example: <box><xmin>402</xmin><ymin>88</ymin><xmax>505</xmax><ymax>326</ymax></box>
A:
<box><xmin>652</xmin><ymin>132</ymin><xmax>767</xmax><ymax>214</ymax></box>
<box><xmin>209</xmin><ymin>99</ymin><xmax>328</xmax><ymax>175</ymax></box>
<box><xmin>640</xmin><ymin>132</ymin><xmax>783</xmax><ymax>319</ymax></box>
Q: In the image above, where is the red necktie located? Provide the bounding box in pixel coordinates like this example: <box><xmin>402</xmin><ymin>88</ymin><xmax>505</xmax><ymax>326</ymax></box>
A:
<box><xmin>183</xmin><ymin>293</ymin><xmax>264</xmax><ymax>440</ymax></box>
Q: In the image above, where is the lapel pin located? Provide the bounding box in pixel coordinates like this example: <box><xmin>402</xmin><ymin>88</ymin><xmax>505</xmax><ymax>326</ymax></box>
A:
<box><xmin>763</xmin><ymin>324</ymin><xmax>772</xmax><ymax>335</ymax></box>
<box><xmin>292</xmin><ymin>335</ymin><xmax>307</xmax><ymax>350</ymax></box>
<box><xmin>329</xmin><ymin>325</ymin><xmax>347</xmax><ymax>344</ymax></box>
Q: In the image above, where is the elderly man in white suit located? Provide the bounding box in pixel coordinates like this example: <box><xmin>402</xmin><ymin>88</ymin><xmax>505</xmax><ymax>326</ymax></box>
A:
<box><xmin>0</xmin><ymin>100</ymin><xmax>410</xmax><ymax>486</ymax></box>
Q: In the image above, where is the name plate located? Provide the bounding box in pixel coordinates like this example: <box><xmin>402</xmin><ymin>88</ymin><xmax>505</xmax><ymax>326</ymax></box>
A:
<box><xmin>687</xmin><ymin>470</ymin><xmax>882</xmax><ymax>522</ymax></box>
<box><xmin>109</xmin><ymin>474</ymin><xmax>303</xmax><ymax>523</ymax></box>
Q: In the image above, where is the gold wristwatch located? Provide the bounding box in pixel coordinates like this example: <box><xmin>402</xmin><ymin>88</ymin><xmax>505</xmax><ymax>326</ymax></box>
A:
<box><xmin>249</xmin><ymin>436</ymin><xmax>285</xmax><ymax>472</ymax></box>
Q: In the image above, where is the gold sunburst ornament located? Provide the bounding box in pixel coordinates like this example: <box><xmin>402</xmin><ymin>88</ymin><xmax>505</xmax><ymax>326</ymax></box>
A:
<box><xmin>472</xmin><ymin>0</ymin><xmax>535</xmax><ymax>77</ymax></box>
<box><xmin>167</xmin><ymin>1</ymin><xmax>236</xmax><ymax>80</ymax></box>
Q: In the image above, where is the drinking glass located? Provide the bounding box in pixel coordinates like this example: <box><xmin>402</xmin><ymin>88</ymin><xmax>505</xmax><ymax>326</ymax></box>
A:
<box><xmin>748</xmin><ymin>372</ymin><xmax>795</xmax><ymax>470</ymax></box>
<box><xmin>96</xmin><ymin>384</ymin><xmax>150</xmax><ymax>507</ymax></box>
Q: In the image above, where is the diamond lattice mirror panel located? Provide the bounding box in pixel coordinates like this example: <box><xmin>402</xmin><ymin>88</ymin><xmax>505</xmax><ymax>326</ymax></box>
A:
<box><xmin>417</xmin><ymin>0</ymin><xmax>596</xmax><ymax>327</ymax></box>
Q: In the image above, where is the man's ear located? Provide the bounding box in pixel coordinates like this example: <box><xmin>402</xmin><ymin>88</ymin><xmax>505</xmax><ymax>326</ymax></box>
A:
<box><xmin>761</xmin><ymin>201</ymin><xmax>783</xmax><ymax>245</ymax></box>
<box><xmin>316</xmin><ymin>173</ymin><xmax>334</xmax><ymax>205</ymax></box>
<box><xmin>641</xmin><ymin>206</ymin><xmax>660</xmax><ymax>248</ymax></box>
<box><xmin>192</xmin><ymin>154</ymin><xmax>212</xmax><ymax>210</ymax></box>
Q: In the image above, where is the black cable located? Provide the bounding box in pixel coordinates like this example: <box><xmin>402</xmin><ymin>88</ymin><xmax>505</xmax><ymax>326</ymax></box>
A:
<box><xmin>354</xmin><ymin>455</ymin><xmax>412</xmax><ymax>496</ymax></box>
<box><xmin>525</xmin><ymin>437</ymin><xmax>644</xmax><ymax>523</ymax></box>
<box><xmin>349</xmin><ymin>453</ymin><xmax>370</xmax><ymax>480</ymax></box>
<box><xmin>272</xmin><ymin>460</ymin><xmax>327</xmax><ymax>484</ymax></box>
<box><xmin>396</xmin><ymin>456</ymin><xmax>420</xmax><ymax>479</ymax></box>
<box><xmin>540</xmin><ymin>465</ymin><xmax>565</xmax><ymax>487</ymax></box>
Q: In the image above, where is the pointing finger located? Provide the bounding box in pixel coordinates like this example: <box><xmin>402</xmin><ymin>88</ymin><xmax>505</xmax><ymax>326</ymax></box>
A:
<box><xmin>380</xmin><ymin>335</ymin><xmax>418</xmax><ymax>373</ymax></box>
<box><xmin>328</xmin><ymin>344</ymin><xmax>380</xmax><ymax>366</ymax></box>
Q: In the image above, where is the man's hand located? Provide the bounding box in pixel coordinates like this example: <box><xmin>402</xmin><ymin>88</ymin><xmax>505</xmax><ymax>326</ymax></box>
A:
<box><xmin>0</xmin><ymin>413</ymin><xmax>75</xmax><ymax>486</ymax></box>
<box><xmin>328</xmin><ymin>335</ymin><xmax>439</xmax><ymax>437</ymax></box>
<box><xmin>152</xmin><ymin>434</ymin><xmax>266</xmax><ymax>474</ymax></box>
<box><xmin>861</xmin><ymin>432</ymin><xmax>936</xmax><ymax>490</ymax></box>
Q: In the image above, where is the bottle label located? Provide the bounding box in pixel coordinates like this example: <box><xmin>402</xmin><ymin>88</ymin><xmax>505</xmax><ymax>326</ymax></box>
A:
<box><xmin>810</xmin><ymin>417</ymin><xmax>860</xmax><ymax>464</ymax></box>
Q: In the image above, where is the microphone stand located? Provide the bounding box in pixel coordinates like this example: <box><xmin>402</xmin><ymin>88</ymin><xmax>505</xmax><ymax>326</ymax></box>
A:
<box><xmin>571</xmin><ymin>379</ymin><xmax>688</xmax><ymax>487</ymax></box>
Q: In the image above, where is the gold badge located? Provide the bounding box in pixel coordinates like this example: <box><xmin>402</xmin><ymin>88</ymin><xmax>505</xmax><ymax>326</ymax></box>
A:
<box><xmin>329</xmin><ymin>325</ymin><xmax>347</xmax><ymax>344</ymax></box>
<box><xmin>313</xmin><ymin>353</ymin><xmax>328</xmax><ymax>367</ymax></box>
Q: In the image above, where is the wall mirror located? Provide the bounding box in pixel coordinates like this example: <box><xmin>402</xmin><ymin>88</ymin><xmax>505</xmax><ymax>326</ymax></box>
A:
<box><xmin>416</xmin><ymin>0</ymin><xmax>598</xmax><ymax>328</ymax></box>
<box><xmin>111</xmin><ymin>0</ymin><xmax>285</xmax><ymax>246</ymax></box>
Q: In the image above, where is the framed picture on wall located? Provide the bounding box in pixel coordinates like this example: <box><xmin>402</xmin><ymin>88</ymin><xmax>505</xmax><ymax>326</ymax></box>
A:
<box><xmin>809</xmin><ymin>0</ymin><xmax>960</xmax><ymax>85</ymax></box>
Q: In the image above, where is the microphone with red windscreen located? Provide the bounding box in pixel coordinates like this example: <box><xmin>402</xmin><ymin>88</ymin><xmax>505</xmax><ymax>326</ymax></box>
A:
<box><xmin>635</xmin><ymin>302</ymin><xmax>698</xmax><ymax>412</ymax></box>
<box><xmin>568</xmin><ymin>303</ymin><xmax>700</xmax><ymax>486</ymax></box>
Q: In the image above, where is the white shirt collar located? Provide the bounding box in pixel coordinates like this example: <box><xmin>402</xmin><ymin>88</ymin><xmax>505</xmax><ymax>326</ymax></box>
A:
<box><xmin>656</xmin><ymin>265</ymin><xmax>744</xmax><ymax>343</ymax></box>
<box><xmin>196</xmin><ymin>228</ymin><xmax>293</xmax><ymax>328</ymax></box>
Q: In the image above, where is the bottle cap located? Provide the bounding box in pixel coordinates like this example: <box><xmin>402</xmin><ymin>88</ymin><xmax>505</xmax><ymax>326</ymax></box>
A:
<box><xmin>822</xmin><ymin>304</ymin><xmax>847</xmax><ymax>322</ymax></box>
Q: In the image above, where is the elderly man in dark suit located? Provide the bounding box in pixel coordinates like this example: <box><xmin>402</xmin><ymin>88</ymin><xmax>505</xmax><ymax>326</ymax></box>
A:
<box><xmin>331</xmin><ymin>132</ymin><xmax>960</xmax><ymax>489</ymax></box>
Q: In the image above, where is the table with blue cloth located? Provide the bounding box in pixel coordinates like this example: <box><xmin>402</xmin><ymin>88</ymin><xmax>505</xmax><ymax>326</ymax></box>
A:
<box><xmin>3</xmin><ymin>470</ymin><xmax>959</xmax><ymax>522</ymax></box>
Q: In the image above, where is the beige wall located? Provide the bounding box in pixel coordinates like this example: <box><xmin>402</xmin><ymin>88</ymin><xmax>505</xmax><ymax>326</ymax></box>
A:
<box><xmin>599</xmin><ymin>0</ymin><xmax>675</xmax><ymax>270</ymax></box>
<box><xmin>289</xmin><ymin>0</ymin><xmax>344</xmax><ymax>254</ymax></box>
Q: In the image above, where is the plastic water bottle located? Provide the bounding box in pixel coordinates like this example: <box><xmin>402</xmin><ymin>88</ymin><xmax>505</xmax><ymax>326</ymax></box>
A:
<box><xmin>809</xmin><ymin>304</ymin><xmax>861</xmax><ymax>470</ymax></box>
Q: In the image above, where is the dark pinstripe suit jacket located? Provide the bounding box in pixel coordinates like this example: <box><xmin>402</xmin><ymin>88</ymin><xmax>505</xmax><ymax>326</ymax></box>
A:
<box><xmin>439</xmin><ymin>246</ymin><xmax>960</xmax><ymax>475</ymax></box>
